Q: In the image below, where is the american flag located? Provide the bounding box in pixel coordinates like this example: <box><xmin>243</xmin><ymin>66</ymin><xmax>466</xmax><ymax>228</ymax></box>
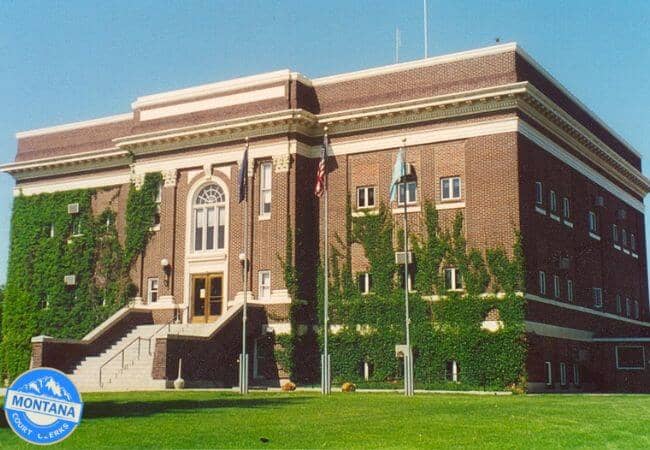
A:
<box><xmin>315</xmin><ymin>135</ymin><xmax>328</xmax><ymax>198</ymax></box>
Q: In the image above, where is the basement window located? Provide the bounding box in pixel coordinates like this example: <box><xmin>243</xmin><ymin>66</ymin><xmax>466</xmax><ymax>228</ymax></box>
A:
<box><xmin>545</xmin><ymin>361</ymin><xmax>552</xmax><ymax>386</ymax></box>
<box><xmin>559</xmin><ymin>362</ymin><xmax>567</xmax><ymax>386</ymax></box>
<box><xmin>553</xmin><ymin>275</ymin><xmax>561</xmax><ymax>299</ymax></box>
<box><xmin>573</xmin><ymin>365</ymin><xmax>580</xmax><ymax>386</ymax></box>
<box><xmin>592</xmin><ymin>288</ymin><xmax>603</xmax><ymax>308</ymax></box>
<box><xmin>567</xmin><ymin>279</ymin><xmax>574</xmax><ymax>303</ymax></box>
<box><xmin>616</xmin><ymin>346</ymin><xmax>645</xmax><ymax>370</ymax></box>
<box><xmin>538</xmin><ymin>271</ymin><xmax>546</xmax><ymax>296</ymax></box>
<box><xmin>535</xmin><ymin>182</ymin><xmax>543</xmax><ymax>205</ymax></box>
<box><xmin>616</xmin><ymin>294</ymin><xmax>622</xmax><ymax>315</ymax></box>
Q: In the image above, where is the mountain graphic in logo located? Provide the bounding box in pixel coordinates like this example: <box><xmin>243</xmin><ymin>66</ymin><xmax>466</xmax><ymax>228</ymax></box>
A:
<box><xmin>21</xmin><ymin>376</ymin><xmax>73</xmax><ymax>402</ymax></box>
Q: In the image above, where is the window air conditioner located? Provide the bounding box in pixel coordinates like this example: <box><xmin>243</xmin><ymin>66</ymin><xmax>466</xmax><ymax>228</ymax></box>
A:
<box><xmin>394</xmin><ymin>251</ymin><xmax>413</xmax><ymax>265</ymax></box>
<box><xmin>67</xmin><ymin>203</ymin><xmax>80</xmax><ymax>214</ymax></box>
<box><xmin>64</xmin><ymin>275</ymin><xmax>77</xmax><ymax>286</ymax></box>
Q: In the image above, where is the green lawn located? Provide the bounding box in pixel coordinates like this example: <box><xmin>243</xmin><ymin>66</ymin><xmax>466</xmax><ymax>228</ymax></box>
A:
<box><xmin>2</xmin><ymin>391</ymin><xmax>650</xmax><ymax>449</ymax></box>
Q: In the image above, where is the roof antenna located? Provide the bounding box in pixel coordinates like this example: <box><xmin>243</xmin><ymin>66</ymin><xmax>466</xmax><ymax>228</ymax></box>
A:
<box><xmin>395</xmin><ymin>27</ymin><xmax>402</xmax><ymax>63</ymax></box>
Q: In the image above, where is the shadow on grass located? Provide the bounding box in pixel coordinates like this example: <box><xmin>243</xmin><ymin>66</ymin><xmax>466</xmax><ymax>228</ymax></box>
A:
<box><xmin>1</xmin><ymin>395</ymin><xmax>307</xmax><ymax>426</ymax></box>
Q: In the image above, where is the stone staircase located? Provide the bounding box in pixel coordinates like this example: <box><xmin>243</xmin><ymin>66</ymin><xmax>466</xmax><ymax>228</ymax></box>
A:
<box><xmin>67</xmin><ymin>324</ymin><xmax>167</xmax><ymax>392</ymax></box>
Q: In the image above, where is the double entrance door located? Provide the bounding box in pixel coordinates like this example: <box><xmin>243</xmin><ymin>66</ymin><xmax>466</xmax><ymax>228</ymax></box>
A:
<box><xmin>191</xmin><ymin>274</ymin><xmax>223</xmax><ymax>323</ymax></box>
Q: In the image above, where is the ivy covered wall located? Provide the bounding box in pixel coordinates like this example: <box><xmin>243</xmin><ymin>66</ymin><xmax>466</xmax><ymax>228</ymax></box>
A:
<box><xmin>314</xmin><ymin>201</ymin><xmax>527</xmax><ymax>390</ymax></box>
<box><xmin>1</xmin><ymin>173</ymin><xmax>161</xmax><ymax>381</ymax></box>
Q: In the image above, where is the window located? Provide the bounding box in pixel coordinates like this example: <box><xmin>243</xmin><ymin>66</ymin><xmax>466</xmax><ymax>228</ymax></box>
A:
<box><xmin>567</xmin><ymin>279</ymin><xmax>574</xmax><ymax>303</ymax></box>
<box><xmin>357</xmin><ymin>273</ymin><xmax>372</xmax><ymax>294</ymax></box>
<box><xmin>441</xmin><ymin>177</ymin><xmax>461</xmax><ymax>201</ymax></box>
<box><xmin>147</xmin><ymin>278</ymin><xmax>159</xmax><ymax>303</ymax></box>
<box><xmin>356</xmin><ymin>186</ymin><xmax>376</xmax><ymax>209</ymax></box>
<box><xmin>260</xmin><ymin>162</ymin><xmax>272</xmax><ymax>216</ymax></box>
<box><xmin>573</xmin><ymin>365</ymin><xmax>580</xmax><ymax>386</ymax></box>
<box><xmin>616</xmin><ymin>294</ymin><xmax>622</xmax><ymax>315</ymax></box>
<box><xmin>444</xmin><ymin>268</ymin><xmax>463</xmax><ymax>291</ymax></box>
<box><xmin>612</xmin><ymin>224</ymin><xmax>619</xmax><ymax>243</ymax></box>
<box><xmin>545</xmin><ymin>361</ymin><xmax>552</xmax><ymax>386</ymax></box>
<box><xmin>445</xmin><ymin>360</ymin><xmax>459</xmax><ymax>382</ymax></box>
<box><xmin>631</xmin><ymin>234</ymin><xmax>636</xmax><ymax>251</ymax></box>
<box><xmin>592</xmin><ymin>288</ymin><xmax>603</xmax><ymax>308</ymax></box>
<box><xmin>622</xmin><ymin>229</ymin><xmax>628</xmax><ymax>247</ymax></box>
<box><xmin>588</xmin><ymin>211</ymin><xmax>598</xmax><ymax>234</ymax></box>
<box><xmin>193</xmin><ymin>184</ymin><xmax>226</xmax><ymax>252</ymax></box>
<box><xmin>626</xmin><ymin>298</ymin><xmax>631</xmax><ymax>317</ymax></box>
<box><xmin>634</xmin><ymin>301</ymin><xmax>640</xmax><ymax>320</ymax></box>
<box><xmin>398</xmin><ymin>181</ymin><xmax>417</xmax><ymax>205</ymax></box>
<box><xmin>535</xmin><ymin>182</ymin><xmax>543</xmax><ymax>205</ymax></box>
<box><xmin>258</xmin><ymin>271</ymin><xmax>271</xmax><ymax>300</ymax></box>
<box><xmin>562</xmin><ymin>197</ymin><xmax>570</xmax><ymax>219</ymax></box>
<box><xmin>616</xmin><ymin>346</ymin><xmax>645</xmax><ymax>370</ymax></box>
<box><xmin>560</xmin><ymin>362</ymin><xmax>567</xmax><ymax>386</ymax></box>
<box><xmin>49</xmin><ymin>223</ymin><xmax>55</xmax><ymax>238</ymax></box>
<box><xmin>72</xmin><ymin>219</ymin><xmax>82</xmax><ymax>236</ymax></box>
<box><xmin>153</xmin><ymin>183</ymin><xmax>162</xmax><ymax>227</ymax></box>
<box><xmin>400</xmin><ymin>266</ymin><xmax>415</xmax><ymax>292</ymax></box>
<box><xmin>538</xmin><ymin>271</ymin><xmax>546</xmax><ymax>295</ymax></box>
<box><xmin>550</xmin><ymin>191</ymin><xmax>558</xmax><ymax>213</ymax></box>
<box><xmin>553</xmin><ymin>275</ymin><xmax>561</xmax><ymax>298</ymax></box>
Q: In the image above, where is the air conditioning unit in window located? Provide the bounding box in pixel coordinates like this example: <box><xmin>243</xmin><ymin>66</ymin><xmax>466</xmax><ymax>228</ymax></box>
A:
<box><xmin>64</xmin><ymin>275</ymin><xmax>77</xmax><ymax>286</ymax></box>
<box><xmin>67</xmin><ymin>203</ymin><xmax>80</xmax><ymax>214</ymax></box>
<box><xmin>617</xmin><ymin>209</ymin><xmax>627</xmax><ymax>220</ymax></box>
<box><xmin>394</xmin><ymin>251</ymin><xmax>413</xmax><ymax>265</ymax></box>
<box><xmin>404</xmin><ymin>163</ymin><xmax>414</xmax><ymax>176</ymax></box>
<box><xmin>594</xmin><ymin>196</ymin><xmax>605</xmax><ymax>208</ymax></box>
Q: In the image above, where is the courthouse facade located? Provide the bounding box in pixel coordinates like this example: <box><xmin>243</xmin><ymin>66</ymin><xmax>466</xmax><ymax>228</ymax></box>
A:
<box><xmin>3</xmin><ymin>43</ymin><xmax>649</xmax><ymax>391</ymax></box>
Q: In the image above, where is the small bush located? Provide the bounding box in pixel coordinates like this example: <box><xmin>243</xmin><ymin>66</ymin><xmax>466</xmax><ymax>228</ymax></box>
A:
<box><xmin>281</xmin><ymin>381</ymin><xmax>296</xmax><ymax>391</ymax></box>
<box><xmin>342</xmin><ymin>382</ymin><xmax>356</xmax><ymax>392</ymax></box>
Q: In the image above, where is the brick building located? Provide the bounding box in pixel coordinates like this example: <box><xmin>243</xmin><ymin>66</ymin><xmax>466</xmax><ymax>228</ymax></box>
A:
<box><xmin>2</xmin><ymin>43</ymin><xmax>649</xmax><ymax>391</ymax></box>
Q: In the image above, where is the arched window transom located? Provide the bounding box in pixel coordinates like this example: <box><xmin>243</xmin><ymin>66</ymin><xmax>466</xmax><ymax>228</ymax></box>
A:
<box><xmin>193</xmin><ymin>184</ymin><xmax>226</xmax><ymax>252</ymax></box>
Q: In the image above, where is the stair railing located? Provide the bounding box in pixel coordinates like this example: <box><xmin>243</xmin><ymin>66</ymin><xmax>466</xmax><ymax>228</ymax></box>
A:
<box><xmin>99</xmin><ymin>319</ymin><xmax>174</xmax><ymax>388</ymax></box>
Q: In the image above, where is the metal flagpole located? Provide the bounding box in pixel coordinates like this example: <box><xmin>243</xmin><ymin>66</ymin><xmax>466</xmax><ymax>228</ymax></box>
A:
<box><xmin>423</xmin><ymin>0</ymin><xmax>429</xmax><ymax>58</ymax></box>
<box><xmin>239</xmin><ymin>137</ymin><xmax>249</xmax><ymax>394</ymax></box>
<box><xmin>321</xmin><ymin>128</ymin><xmax>331</xmax><ymax>395</ymax></box>
<box><xmin>402</xmin><ymin>137</ymin><xmax>414</xmax><ymax>396</ymax></box>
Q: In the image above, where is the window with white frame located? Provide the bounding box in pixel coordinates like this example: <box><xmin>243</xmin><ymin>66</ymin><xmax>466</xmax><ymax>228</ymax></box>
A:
<box><xmin>147</xmin><ymin>278</ymin><xmax>159</xmax><ymax>303</ymax></box>
<box><xmin>193</xmin><ymin>184</ymin><xmax>227</xmax><ymax>252</ymax></box>
<box><xmin>588</xmin><ymin>211</ymin><xmax>598</xmax><ymax>234</ymax></box>
<box><xmin>592</xmin><ymin>287</ymin><xmax>603</xmax><ymax>308</ymax></box>
<box><xmin>635</xmin><ymin>300</ymin><xmax>640</xmax><ymax>319</ymax></box>
<box><xmin>445</xmin><ymin>360</ymin><xmax>459</xmax><ymax>382</ymax></box>
<box><xmin>567</xmin><ymin>279</ymin><xmax>574</xmax><ymax>303</ymax></box>
<box><xmin>622</xmin><ymin>229</ymin><xmax>628</xmax><ymax>247</ymax></box>
<box><xmin>626</xmin><ymin>297</ymin><xmax>631</xmax><ymax>317</ymax></box>
<box><xmin>553</xmin><ymin>275</ymin><xmax>561</xmax><ymax>298</ymax></box>
<box><xmin>535</xmin><ymin>182</ymin><xmax>543</xmax><ymax>205</ymax></box>
<box><xmin>550</xmin><ymin>191</ymin><xmax>558</xmax><ymax>213</ymax></box>
<box><xmin>573</xmin><ymin>364</ymin><xmax>580</xmax><ymax>386</ymax></box>
<box><xmin>538</xmin><ymin>271</ymin><xmax>546</xmax><ymax>295</ymax></box>
<box><xmin>258</xmin><ymin>271</ymin><xmax>271</xmax><ymax>300</ymax></box>
<box><xmin>356</xmin><ymin>186</ymin><xmax>376</xmax><ymax>209</ymax></box>
<box><xmin>444</xmin><ymin>268</ymin><xmax>463</xmax><ymax>291</ymax></box>
<box><xmin>616</xmin><ymin>346</ymin><xmax>645</xmax><ymax>370</ymax></box>
<box><xmin>545</xmin><ymin>361</ymin><xmax>552</xmax><ymax>386</ymax></box>
<box><xmin>631</xmin><ymin>233</ymin><xmax>636</xmax><ymax>251</ymax></box>
<box><xmin>440</xmin><ymin>177</ymin><xmax>461</xmax><ymax>201</ymax></box>
<box><xmin>562</xmin><ymin>197</ymin><xmax>570</xmax><ymax>219</ymax></box>
<box><xmin>398</xmin><ymin>181</ymin><xmax>417</xmax><ymax>205</ymax></box>
<box><xmin>560</xmin><ymin>362</ymin><xmax>567</xmax><ymax>386</ymax></box>
<box><xmin>612</xmin><ymin>224</ymin><xmax>619</xmax><ymax>243</ymax></box>
<box><xmin>616</xmin><ymin>294</ymin><xmax>622</xmax><ymax>315</ymax></box>
<box><xmin>357</xmin><ymin>273</ymin><xmax>372</xmax><ymax>294</ymax></box>
<box><xmin>153</xmin><ymin>183</ymin><xmax>162</xmax><ymax>227</ymax></box>
<box><xmin>400</xmin><ymin>266</ymin><xmax>415</xmax><ymax>292</ymax></box>
<box><xmin>260</xmin><ymin>162</ymin><xmax>272</xmax><ymax>216</ymax></box>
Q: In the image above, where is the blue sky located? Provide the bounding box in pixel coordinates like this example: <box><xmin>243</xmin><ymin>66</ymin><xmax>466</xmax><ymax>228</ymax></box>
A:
<box><xmin>0</xmin><ymin>0</ymin><xmax>648</xmax><ymax>283</ymax></box>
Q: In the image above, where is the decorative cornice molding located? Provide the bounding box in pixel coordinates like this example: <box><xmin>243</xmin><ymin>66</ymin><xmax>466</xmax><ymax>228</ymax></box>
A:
<box><xmin>272</xmin><ymin>153</ymin><xmax>291</xmax><ymax>173</ymax></box>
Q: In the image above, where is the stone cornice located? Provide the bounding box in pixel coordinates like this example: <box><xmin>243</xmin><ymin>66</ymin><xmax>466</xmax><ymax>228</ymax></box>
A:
<box><xmin>3</xmin><ymin>82</ymin><xmax>649</xmax><ymax>198</ymax></box>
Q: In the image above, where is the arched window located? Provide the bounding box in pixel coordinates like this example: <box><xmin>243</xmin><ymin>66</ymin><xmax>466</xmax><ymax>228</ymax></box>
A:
<box><xmin>193</xmin><ymin>184</ymin><xmax>226</xmax><ymax>251</ymax></box>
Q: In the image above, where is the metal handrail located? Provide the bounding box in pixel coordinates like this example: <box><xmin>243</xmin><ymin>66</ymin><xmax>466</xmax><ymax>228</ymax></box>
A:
<box><xmin>99</xmin><ymin>319</ymin><xmax>173</xmax><ymax>387</ymax></box>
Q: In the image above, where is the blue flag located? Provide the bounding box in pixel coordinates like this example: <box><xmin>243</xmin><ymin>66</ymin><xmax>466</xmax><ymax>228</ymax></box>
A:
<box><xmin>238</xmin><ymin>143</ymin><xmax>248</xmax><ymax>203</ymax></box>
<box><xmin>389</xmin><ymin>147</ymin><xmax>405</xmax><ymax>201</ymax></box>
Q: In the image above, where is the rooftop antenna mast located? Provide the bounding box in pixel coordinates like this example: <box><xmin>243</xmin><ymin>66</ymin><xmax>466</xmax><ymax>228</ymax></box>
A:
<box><xmin>395</xmin><ymin>27</ymin><xmax>401</xmax><ymax>63</ymax></box>
<box><xmin>423</xmin><ymin>0</ymin><xmax>429</xmax><ymax>58</ymax></box>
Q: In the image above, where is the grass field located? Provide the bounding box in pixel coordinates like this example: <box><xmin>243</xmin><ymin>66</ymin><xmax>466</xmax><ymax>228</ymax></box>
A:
<box><xmin>2</xmin><ymin>391</ymin><xmax>650</xmax><ymax>449</ymax></box>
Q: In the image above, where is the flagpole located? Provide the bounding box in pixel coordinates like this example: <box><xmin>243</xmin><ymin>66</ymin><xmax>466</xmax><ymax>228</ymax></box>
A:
<box><xmin>321</xmin><ymin>127</ymin><xmax>331</xmax><ymax>395</ymax></box>
<box><xmin>239</xmin><ymin>137</ymin><xmax>249</xmax><ymax>395</ymax></box>
<box><xmin>402</xmin><ymin>137</ymin><xmax>414</xmax><ymax>396</ymax></box>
